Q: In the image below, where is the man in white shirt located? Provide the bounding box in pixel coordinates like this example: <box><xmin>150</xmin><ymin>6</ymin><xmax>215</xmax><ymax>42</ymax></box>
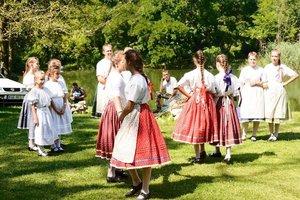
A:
<box><xmin>155</xmin><ymin>69</ymin><xmax>177</xmax><ymax>112</ymax></box>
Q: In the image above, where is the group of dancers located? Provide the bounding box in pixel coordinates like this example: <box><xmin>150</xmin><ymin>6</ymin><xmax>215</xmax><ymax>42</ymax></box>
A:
<box><xmin>15</xmin><ymin>46</ymin><xmax>298</xmax><ymax>200</ymax></box>
<box><xmin>17</xmin><ymin>58</ymin><xmax>73</xmax><ymax>156</ymax></box>
<box><xmin>94</xmin><ymin>46</ymin><xmax>298</xmax><ymax>200</ymax></box>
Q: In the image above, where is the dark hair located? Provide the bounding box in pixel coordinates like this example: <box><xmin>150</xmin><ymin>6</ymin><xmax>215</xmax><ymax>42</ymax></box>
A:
<box><xmin>193</xmin><ymin>50</ymin><xmax>206</xmax><ymax>83</ymax></box>
<box><xmin>125</xmin><ymin>49</ymin><xmax>148</xmax><ymax>83</ymax></box>
<box><xmin>72</xmin><ymin>82</ymin><xmax>78</xmax><ymax>87</ymax></box>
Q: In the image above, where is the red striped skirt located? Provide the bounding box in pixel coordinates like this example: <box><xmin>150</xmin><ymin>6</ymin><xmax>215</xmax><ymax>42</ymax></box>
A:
<box><xmin>215</xmin><ymin>97</ymin><xmax>242</xmax><ymax>147</ymax></box>
<box><xmin>95</xmin><ymin>100</ymin><xmax>121</xmax><ymax>159</ymax></box>
<box><xmin>172</xmin><ymin>91</ymin><xmax>219</xmax><ymax>144</ymax></box>
<box><xmin>111</xmin><ymin>104</ymin><xmax>171</xmax><ymax>169</ymax></box>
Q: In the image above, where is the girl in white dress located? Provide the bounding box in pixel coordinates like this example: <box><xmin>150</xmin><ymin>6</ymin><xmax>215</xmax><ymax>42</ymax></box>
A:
<box><xmin>17</xmin><ymin>57</ymin><xmax>40</xmax><ymax>151</ymax></box>
<box><xmin>263</xmin><ymin>49</ymin><xmax>298</xmax><ymax>141</ymax></box>
<box><xmin>28</xmin><ymin>71</ymin><xmax>57</xmax><ymax>156</ymax></box>
<box><xmin>239</xmin><ymin>52</ymin><xmax>266</xmax><ymax>141</ymax></box>
<box><xmin>44</xmin><ymin>64</ymin><xmax>73</xmax><ymax>152</ymax></box>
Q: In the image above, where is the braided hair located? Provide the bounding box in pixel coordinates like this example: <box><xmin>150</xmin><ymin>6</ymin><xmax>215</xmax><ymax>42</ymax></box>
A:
<box><xmin>193</xmin><ymin>50</ymin><xmax>206</xmax><ymax>84</ymax></box>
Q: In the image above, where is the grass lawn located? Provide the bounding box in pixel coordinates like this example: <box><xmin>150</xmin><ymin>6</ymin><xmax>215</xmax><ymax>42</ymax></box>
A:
<box><xmin>0</xmin><ymin>106</ymin><xmax>300</xmax><ymax>200</ymax></box>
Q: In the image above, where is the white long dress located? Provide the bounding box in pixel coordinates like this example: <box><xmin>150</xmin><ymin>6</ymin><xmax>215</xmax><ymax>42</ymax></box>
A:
<box><xmin>239</xmin><ymin>66</ymin><xmax>265</xmax><ymax>122</ymax></box>
<box><xmin>44</xmin><ymin>80</ymin><xmax>73</xmax><ymax>135</ymax></box>
<box><xmin>27</xmin><ymin>87</ymin><xmax>58</xmax><ymax>146</ymax></box>
<box><xmin>263</xmin><ymin>63</ymin><xmax>297</xmax><ymax>123</ymax></box>
<box><xmin>96</xmin><ymin>58</ymin><xmax>112</xmax><ymax>114</ymax></box>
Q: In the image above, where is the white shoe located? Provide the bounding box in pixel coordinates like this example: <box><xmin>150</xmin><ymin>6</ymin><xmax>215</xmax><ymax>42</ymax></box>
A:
<box><xmin>268</xmin><ymin>134</ymin><xmax>277</xmax><ymax>142</ymax></box>
<box><xmin>250</xmin><ymin>136</ymin><xmax>257</xmax><ymax>141</ymax></box>
<box><xmin>242</xmin><ymin>134</ymin><xmax>247</xmax><ymax>141</ymax></box>
<box><xmin>38</xmin><ymin>148</ymin><xmax>48</xmax><ymax>156</ymax></box>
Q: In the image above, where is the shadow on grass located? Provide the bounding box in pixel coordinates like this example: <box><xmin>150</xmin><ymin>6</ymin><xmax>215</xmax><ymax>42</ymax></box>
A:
<box><xmin>0</xmin><ymin>181</ymin><xmax>111</xmax><ymax>200</ymax></box>
<box><xmin>255</xmin><ymin>131</ymin><xmax>300</xmax><ymax>141</ymax></box>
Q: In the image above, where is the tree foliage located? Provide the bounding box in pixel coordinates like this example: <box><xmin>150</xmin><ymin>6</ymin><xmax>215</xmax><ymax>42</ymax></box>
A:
<box><xmin>0</xmin><ymin>0</ymin><xmax>299</xmax><ymax>75</ymax></box>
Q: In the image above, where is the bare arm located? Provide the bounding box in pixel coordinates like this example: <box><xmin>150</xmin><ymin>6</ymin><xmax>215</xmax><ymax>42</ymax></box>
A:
<box><xmin>113</xmin><ymin>96</ymin><xmax>123</xmax><ymax>117</ymax></box>
<box><xmin>119</xmin><ymin>100</ymin><xmax>135</xmax><ymax>122</ymax></box>
<box><xmin>176</xmin><ymin>85</ymin><xmax>191</xmax><ymax>98</ymax></box>
<box><xmin>283</xmin><ymin>74</ymin><xmax>299</xmax><ymax>87</ymax></box>
<box><xmin>97</xmin><ymin>75</ymin><xmax>107</xmax><ymax>85</ymax></box>
<box><xmin>31</xmin><ymin>104</ymin><xmax>39</xmax><ymax>126</ymax></box>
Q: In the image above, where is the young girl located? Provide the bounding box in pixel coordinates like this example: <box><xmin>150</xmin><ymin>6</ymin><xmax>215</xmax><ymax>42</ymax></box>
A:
<box><xmin>171</xmin><ymin>50</ymin><xmax>218</xmax><ymax>164</ymax></box>
<box><xmin>44</xmin><ymin>64</ymin><xmax>73</xmax><ymax>152</ymax></box>
<box><xmin>27</xmin><ymin>70</ymin><xmax>57</xmax><ymax>156</ymax></box>
<box><xmin>17</xmin><ymin>57</ymin><xmax>40</xmax><ymax>151</ymax></box>
<box><xmin>95</xmin><ymin>51</ymin><xmax>127</xmax><ymax>183</ymax></box>
<box><xmin>210</xmin><ymin>54</ymin><xmax>242</xmax><ymax>163</ymax></box>
<box><xmin>263</xmin><ymin>49</ymin><xmax>298</xmax><ymax>141</ymax></box>
<box><xmin>111</xmin><ymin>49</ymin><xmax>171</xmax><ymax>200</ymax></box>
<box><xmin>239</xmin><ymin>52</ymin><xmax>265</xmax><ymax>141</ymax></box>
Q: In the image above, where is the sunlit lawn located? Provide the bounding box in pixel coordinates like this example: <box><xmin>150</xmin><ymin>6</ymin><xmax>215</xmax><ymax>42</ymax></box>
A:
<box><xmin>0</xmin><ymin>106</ymin><xmax>300</xmax><ymax>200</ymax></box>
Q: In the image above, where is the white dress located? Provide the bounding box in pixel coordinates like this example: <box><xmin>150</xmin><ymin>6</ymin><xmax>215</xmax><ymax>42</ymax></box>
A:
<box><xmin>27</xmin><ymin>87</ymin><xmax>58</xmax><ymax>146</ymax></box>
<box><xmin>44</xmin><ymin>80</ymin><xmax>73</xmax><ymax>135</ymax></box>
<box><xmin>96</xmin><ymin>58</ymin><xmax>112</xmax><ymax>114</ymax></box>
<box><xmin>263</xmin><ymin>63</ymin><xmax>297</xmax><ymax>123</ymax></box>
<box><xmin>239</xmin><ymin>66</ymin><xmax>265</xmax><ymax>122</ymax></box>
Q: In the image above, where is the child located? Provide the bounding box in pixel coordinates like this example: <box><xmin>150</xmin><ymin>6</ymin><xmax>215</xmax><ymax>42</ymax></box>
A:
<box><xmin>210</xmin><ymin>54</ymin><xmax>242</xmax><ymax>163</ymax></box>
<box><xmin>263</xmin><ymin>49</ymin><xmax>298</xmax><ymax>141</ymax></box>
<box><xmin>44</xmin><ymin>64</ymin><xmax>73</xmax><ymax>152</ymax></box>
<box><xmin>17</xmin><ymin>57</ymin><xmax>40</xmax><ymax>151</ymax></box>
<box><xmin>95</xmin><ymin>50</ymin><xmax>128</xmax><ymax>183</ymax></box>
<box><xmin>239</xmin><ymin>52</ymin><xmax>265</xmax><ymax>141</ymax></box>
<box><xmin>111</xmin><ymin>49</ymin><xmax>171</xmax><ymax>200</ymax></box>
<box><xmin>171</xmin><ymin>50</ymin><xmax>219</xmax><ymax>164</ymax></box>
<box><xmin>27</xmin><ymin>70</ymin><xmax>57</xmax><ymax>156</ymax></box>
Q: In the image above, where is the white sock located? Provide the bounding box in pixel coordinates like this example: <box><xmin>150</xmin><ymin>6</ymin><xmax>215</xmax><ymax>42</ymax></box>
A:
<box><xmin>225</xmin><ymin>147</ymin><xmax>231</xmax><ymax>159</ymax></box>
<box><xmin>29</xmin><ymin>139</ymin><xmax>35</xmax><ymax>147</ymax></box>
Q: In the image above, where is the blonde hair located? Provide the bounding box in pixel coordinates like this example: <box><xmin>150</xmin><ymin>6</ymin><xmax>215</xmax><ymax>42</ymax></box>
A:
<box><xmin>248</xmin><ymin>51</ymin><xmax>258</xmax><ymax>59</ymax></box>
<box><xmin>24</xmin><ymin>57</ymin><xmax>39</xmax><ymax>76</ymax></box>
<box><xmin>216</xmin><ymin>54</ymin><xmax>229</xmax><ymax>73</ymax></box>
<box><xmin>271</xmin><ymin>49</ymin><xmax>281</xmax><ymax>65</ymax></box>
<box><xmin>112</xmin><ymin>50</ymin><xmax>125</xmax><ymax>68</ymax></box>
<box><xmin>48</xmin><ymin>59</ymin><xmax>62</xmax><ymax>69</ymax></box>
<box><xmin>34</xmin><ymin>70</ymin><xmax>45</xmax><ymax>85</ymax></box>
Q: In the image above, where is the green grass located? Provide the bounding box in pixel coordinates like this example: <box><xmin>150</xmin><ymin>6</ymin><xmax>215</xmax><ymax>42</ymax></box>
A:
<box><xmin>1</xmin><ymin>106</ymin><xmax>300</xmax><ymax>200</ymax></box>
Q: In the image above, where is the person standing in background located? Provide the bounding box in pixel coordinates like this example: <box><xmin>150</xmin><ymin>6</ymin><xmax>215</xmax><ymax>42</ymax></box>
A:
<box><xmin>92</xmin><ymin>44</ymin><xmax>113</xmax><ymax>118</ymax></box>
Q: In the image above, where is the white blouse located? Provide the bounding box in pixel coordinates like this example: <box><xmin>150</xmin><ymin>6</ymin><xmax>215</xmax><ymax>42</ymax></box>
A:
<box><xmin>263</xmin><ymin>63</ymin><xmax>297</xmax><ymax>83</ymax></box>
<box><xmin>105</xmin><ymin>70</ymin><xmax>126</xmax><ymax>99</ymax></box>
<box><xmin>177</xmin><ymin>68</ymin><xmax>216</xmax><ymax>93</ymax></box>
<box><xmin>125</xmin><ymin>74</ymin><xmax>150</xmax><ymax>104</ymax></box>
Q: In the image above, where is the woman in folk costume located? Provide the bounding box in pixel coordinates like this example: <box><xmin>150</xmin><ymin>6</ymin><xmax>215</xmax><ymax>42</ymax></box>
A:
<box><xmin>111</xmin><ymin>49</ymin><xmax>171</xmax><ymax>200</ymax></box>
<box><xmin>239</xmin><ymin>52</ymin><xmax>265</xmax><ymax>141</ymax></box>
<box><xmin>209</xmin><ymin>54</ymin><xmax>242</xmax><ymax>164</ymax></box>
<box><xmin>171</xmin><ymin>50</ymin><xmax>219</xmax><ymax>164</ymax></box>
<box><xmin>95</xmin><ymin>50</ymin><xmax>128</xmax><ymax>183</ymax></box>
<box><xmin>17</xmin><ymin>57</ymin><xmax>40</xmax><ymax>151</ymax></box>
<box><xmin>263</xmin><ymin>49</ymin><xmax>298</xmax><ymax>141</ymax></box>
